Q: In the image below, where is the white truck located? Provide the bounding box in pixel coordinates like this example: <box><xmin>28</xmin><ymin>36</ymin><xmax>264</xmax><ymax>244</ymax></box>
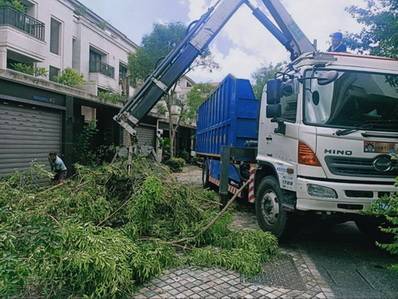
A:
<box><xmin>115</xmin><ymin>0</ymin><xmax>398</xmax><ymax>239</ymax></box>
<box><xmin>255</xmin><ymin>52</ymin><xmax>398</xmax><ymax>239</ymax></box>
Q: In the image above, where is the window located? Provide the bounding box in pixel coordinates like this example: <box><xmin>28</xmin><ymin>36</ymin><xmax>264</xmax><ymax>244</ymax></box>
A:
<box><xmin>119</xmin><ymin>63</ymin><xmax>128</xmax><ymax>80</ymax></box>
<box><xmin>49</xmin><ymin>66</ymin><xmax>60</xmax><ymax>81</ymax></box>
<box><xmin>119</xmin><ymin>63</ymin><xmax>128</xmax><ymax>95</ymax></box>
<box><xmin>50</xmin><ymin>18</ymin><xmax>61</xmax><ymax>55</ymax></box>
<box><xmin>89</xmin><ymin>47</ymin><xmax>114</xmax><ymax>78</ymax></box>
<box><xmin>89</xmin><ymin>49</ymin><xmax>102</xmax><ymax>66</ymax></box>
<box><xmin>303</xmin><ymin>70</ymin><xmax>398</xmax><ymax>132</ymax></box>
<box><xmin>280</xmin><ymin>93</ymin><xmax>298</xmax><ymax>122</ymax></box>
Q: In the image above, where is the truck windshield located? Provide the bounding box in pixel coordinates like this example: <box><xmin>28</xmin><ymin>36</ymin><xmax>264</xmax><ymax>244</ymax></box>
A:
<box><xmin>303</xmin><ymin>70</ymin><xmax>398</xmax><ymax>132</ymax></box>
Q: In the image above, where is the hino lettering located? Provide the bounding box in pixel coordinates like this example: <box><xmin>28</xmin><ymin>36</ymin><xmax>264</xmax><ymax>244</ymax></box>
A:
<box><xmin>324</xmin><ymin>149</ymin><xmax>353</xmax><ymax>155</ymax></box>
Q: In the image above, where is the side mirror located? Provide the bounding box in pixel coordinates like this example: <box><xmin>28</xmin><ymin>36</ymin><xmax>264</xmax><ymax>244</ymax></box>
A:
<box><xmin>317</xmin><ymin>70</ymin><xmax>338</xmax><ymax>85</ymax></box>
<box><xmin>267</xmin><ymin>79</ymin><xmax>281</xmax><ymax>104</ymax></box>
<box><xmin>266</xmin><ymin>104</ymin><xmax>281</xmax><ymax>118</ymax></box>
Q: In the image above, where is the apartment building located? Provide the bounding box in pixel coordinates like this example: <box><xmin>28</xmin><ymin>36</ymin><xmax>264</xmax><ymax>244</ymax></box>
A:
<box><xmin>0</xmin><ymin>0</ymin><xmax>195</xmax><ymax>177</ymax></box>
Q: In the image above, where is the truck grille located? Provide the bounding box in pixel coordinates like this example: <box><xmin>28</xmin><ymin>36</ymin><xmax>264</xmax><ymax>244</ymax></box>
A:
<box><xmin>325</xmin><ymin>156</ymin><xmax>398</xmax><ymax>178</ymax></box>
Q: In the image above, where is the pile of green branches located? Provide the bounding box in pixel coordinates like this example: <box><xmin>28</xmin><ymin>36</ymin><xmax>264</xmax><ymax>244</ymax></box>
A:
<box><xmin>0</xmin><ymin>158</ymin><xmax>278</xmax><ymax>297</ymax></box>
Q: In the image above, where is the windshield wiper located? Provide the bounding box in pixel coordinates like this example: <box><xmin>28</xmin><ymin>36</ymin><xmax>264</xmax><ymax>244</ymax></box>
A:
<box><xmin>335</xmin><ymin>123</ymin><xmax>375</xmax><ymax>136</ymax></box>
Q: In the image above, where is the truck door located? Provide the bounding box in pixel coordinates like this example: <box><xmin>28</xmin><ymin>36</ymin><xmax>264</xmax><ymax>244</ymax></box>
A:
<box><xmin>257</xmin><ymin>82</ymin><xmax>299</xmax><ymax>189</ymax></box>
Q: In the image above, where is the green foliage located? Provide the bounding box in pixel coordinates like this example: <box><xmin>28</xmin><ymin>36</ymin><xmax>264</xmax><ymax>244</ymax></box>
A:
<box><xmin>73</xmin><ymin>4</ymin><xmax>87</xmax><ymax>16</ymax></box>
<box><xmin>0</xmin><ymin>157</ymin><xmax>279</xmax><ymax>297</ymax></box>
<box><xmin>128</xmin><ymin>23</ymin><xmax>187</xmax><ymax>86</ymax></box>
<box><xmin>73</xmin><ymin>119</ymin><xmax>99</xmax><ymax>165</ymax></box>
<box><xmin>129</xmin><ymin>176</ymin><xmax>163</xmax><ymax>234</ymax></box>
<box><xmin>53</xmin><ymin>67</ymin><xmax>85</xmax><ymax>87</ymax></box>
<box><xmin>368</xmin><ymin>153</ymin><xmax>398</xmax><ymax>271</ymax></box>
<box><xmin>158</xmin><ymin>136</ymin><xmax>171</xmax><ymax>160</ymax></box>
<box><xmin>155</xmin><ymin>103</ymin><xmax>168</xmax><ymax>117</ymax></box>
<box><xmin>0</xmin><ymin>0</ymin><xmax>26</xmax><ymax>13</ymax></box>
<box><xmin>186</xmin><ymin>83</ymin><xmax>215</xmax><ymax>120</ymax></box>
<box><xmin>11</xmin><ymin>63</ymin><xmax>48</xmax><ymax>77</ymax></box>
<box><xmin>128</xmin><ymin>22</ymin><xmax>218</xmax><ymax>86</ymax></box>
<box><xmin>98</xmin><ymin>90</ymin><xmax>127</xmax><ymax>104</ymax></box>
<box><xmin>189</xmin><ymin>215</ymin><xmax>278</xmax><ymax>275</ymax></box>
<box><xmin>251</xmin><ymin>62</ymin><xmax>286</xmax><ymax>99</ymax></box>
<box><xmin>345</xmin><ymin>0</ymin><xmax>398</xmax><ymax>58</ymax></box>
<box><xmin>97</xmin><ymin>21</ymin><xmax>107</xmax><ymax>30</ymax></box>
<box><xmin>190</xmin><ymin>156</ymin><xmax>203</xmax><ymax>166</ymax></box>
<box><xmin>163</xmin><ymin>157</ymin><xmax>186</xmax><ymax>172</ymax></box>
<box><xmin>178</xmin><ymin>150</ymin><xmax>190</xmax><ymax>162</ymax></box>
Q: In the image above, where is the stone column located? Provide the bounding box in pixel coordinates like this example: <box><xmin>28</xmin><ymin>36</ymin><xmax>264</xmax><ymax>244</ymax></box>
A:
<box><xmin>0</xmin><ymin>47</ymin><xmax>7</xmax><ymax>69</ymax></box>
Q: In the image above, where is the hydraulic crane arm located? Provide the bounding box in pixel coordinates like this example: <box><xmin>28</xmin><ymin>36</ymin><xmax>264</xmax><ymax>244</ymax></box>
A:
<box><xmin>114</xmin><ymin>0</ymin><xmax>316</xmax><ymax>136</ymax></box>
<box><xmin>114</xmin><ymin>0</ymin><xmax>247</xmax><ymax>136</ymax></box>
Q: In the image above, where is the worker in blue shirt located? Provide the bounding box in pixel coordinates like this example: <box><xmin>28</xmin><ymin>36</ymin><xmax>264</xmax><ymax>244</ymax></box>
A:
<box><xmin>48</xmin><ymin>152</ymin><xmax>67</xmax><ymax>184</ymax></box>
<box><xmin>327</xmin><ymin>32</ymin><xmax>347</xmax><ymax>53</ymax></box>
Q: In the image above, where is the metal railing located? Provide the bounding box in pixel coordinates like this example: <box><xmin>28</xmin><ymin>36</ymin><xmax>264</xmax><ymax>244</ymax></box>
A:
<box><xmin>89</xmin><ymin>60</ymin><xmax>115</xmax><ymax>78</ymax></box>
<box><xmin>0</xmin><ymin>6</ymin><xmax>45</xmax><ymax>41</ymax></box>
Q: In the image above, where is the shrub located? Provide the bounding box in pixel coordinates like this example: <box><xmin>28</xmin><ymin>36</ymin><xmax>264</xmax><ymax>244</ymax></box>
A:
<box><xmin>11</xmin><ymin>63</ymin><xmax>47</xmax><ymax>77</ymax></box>
<box><xmin>369</xmin><ymin>153</ymin><xmax>398</xmax><ymax>271</ymax></box>
<box><xmin>0</xmin><ymin>0</ymin><xmax>26</xmax><ymax>13</ymax></box>
<box><xmin>98</xmin><ymin>90</ymin><xmax>127</xmax><ymax>104</ymax></box>
<box><xmin>178</xmin><ymin>150</ymin><xmax>190</xmax><ymax>162</ymax></box>
<box><xmin>191</xmin><ymin>156</ymin><xmax>203</xmax><ymax>166</ymax></box>
<box><xmin>164</xmin><ymin>157</ymin><xmax>185</xmax><ymax>172</ymax></box>
<box><xmin>53</xmin><ymin>68</ymin><xmax>85</xmax><ymax>87</ymax></box>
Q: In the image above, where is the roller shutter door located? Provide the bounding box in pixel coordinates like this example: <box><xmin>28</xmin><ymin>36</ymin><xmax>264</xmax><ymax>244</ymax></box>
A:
<box><xmin>0</xmin><ymin>100</ymin><xmax>62</xmax><ymax>177</ymax></box>
<box><xmin>135</xmin><ymin>125</ymin><xmax>156</xmax><ymax>148</ymax></box>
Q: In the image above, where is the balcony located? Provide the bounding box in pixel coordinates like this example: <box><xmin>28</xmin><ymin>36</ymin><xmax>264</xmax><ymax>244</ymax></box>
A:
<box><xmin>0</xmin><ymin>6</ymin><xmax>45</xmax><ymax>41</ymax></box>
<box><xmin>89</xmin><ymin>60</ymin><xmax>115</xmax><ymax>78</ymax></box>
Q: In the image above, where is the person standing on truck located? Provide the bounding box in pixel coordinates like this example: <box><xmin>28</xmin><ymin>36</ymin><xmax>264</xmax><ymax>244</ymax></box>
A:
<box><xmin>327</xmin><ymin>32</ymin><xmax>347</xmax><ymax>52</ymax></box>
<box><xmin>48</xmin><ymin>152</ymin><xmax>67</xmax><ymax>184</ymax></box>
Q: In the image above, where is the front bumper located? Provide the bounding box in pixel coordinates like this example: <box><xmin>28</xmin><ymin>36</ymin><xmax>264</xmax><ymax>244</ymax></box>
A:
<box><xmin>296</xmin><ymin>177</ymin><xmax>396</xmax><ymax>213</ymax></box>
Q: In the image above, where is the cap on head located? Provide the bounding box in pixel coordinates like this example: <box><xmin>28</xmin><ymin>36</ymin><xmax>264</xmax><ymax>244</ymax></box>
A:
<box><xmin>331</xmin><ymin>32</ymin><xmax>343</xmax><ymax>40</ymax></box>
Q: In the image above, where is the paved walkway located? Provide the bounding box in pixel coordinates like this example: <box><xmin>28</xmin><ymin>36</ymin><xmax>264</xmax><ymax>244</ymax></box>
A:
<box><xmin>134</xmin><ymin>210</ymin><xmax>335</xmax><ymax>298</ymax></box>
<box><xmin>134</xmin><ymin>244</ymin><xmax>334</xmax><ymax>298</ymax></box>
<box><xmin>133</xmin><ymin>166</ymin><xmax>335</xmax><ymax>298</ymax></box>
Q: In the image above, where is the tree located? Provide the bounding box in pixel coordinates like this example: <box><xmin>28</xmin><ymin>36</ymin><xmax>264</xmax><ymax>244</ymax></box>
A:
<box><xmin>251</xmin><ymin>62</ymin><xmax>286</xmax><ymax>99</ymax></box>
<box><xmin>345</xmin><ymin>0</ymin><xmax>398</xmax><ymax>58</ymax></box>
<box><xmin>128</xmin><ymin>23</ymin><xmax>218</xmax><ymax>86</ymax></box>
<box><xmin>128</xmin><ymin>22</ymin><xmax>219</xmax><ymax>158</ymax></box>
<box><xmin>186</xmin><ymin>83</ymin><xmax>216</xmax><ymax>121</ymax></box>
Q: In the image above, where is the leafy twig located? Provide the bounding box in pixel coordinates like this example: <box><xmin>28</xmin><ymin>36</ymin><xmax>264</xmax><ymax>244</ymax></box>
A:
<box><xmin>38</xmin><ymin>180</ymin><xmax>69</xmax><ymax>195</ymax></box>
<box><xmin>169</xmin><ymin>180</ymin><xmax>250</xmax><ymax>245</ymax></box>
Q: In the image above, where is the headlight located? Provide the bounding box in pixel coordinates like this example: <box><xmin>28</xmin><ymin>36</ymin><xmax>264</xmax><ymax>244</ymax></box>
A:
<box><xmin>307</xmin><ymin>184</ymin><xmax>337</xmax><ymax>199</ymax></box>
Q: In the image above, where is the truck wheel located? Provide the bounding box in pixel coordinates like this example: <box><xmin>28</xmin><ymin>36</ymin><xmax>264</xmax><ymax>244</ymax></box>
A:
<box><xmin>255</xmin><ymin>176</ymin><xmax>296</xmax><ymax>240</ymax></box>
<box><xmin>355</xmin><ymin>215</ymin><xmax>394</xmax><ymax>243</ymax></box>
<box><xmin>202</xmin><ymin>162</ymin><xmax>211</xmax><ymax>189</ymax></box>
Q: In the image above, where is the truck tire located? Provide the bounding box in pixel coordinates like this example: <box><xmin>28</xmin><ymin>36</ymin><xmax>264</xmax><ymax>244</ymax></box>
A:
<box><xmin>355</xmin><ymin>215</ymin><xmax>394</xmax><ymax>243</ymax></box>
<box><xmin>202</xmin><ymin>161</ymin><xmax>211</xmax><ymax>189</ymax></box>
<box><xmin>255</xmin><ymin>176</ymin><xmax>296</xmax><ymax>240</ymax></box>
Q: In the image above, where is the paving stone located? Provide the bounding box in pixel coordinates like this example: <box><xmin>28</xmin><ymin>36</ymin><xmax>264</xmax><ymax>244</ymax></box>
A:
<box><xmin>198</xmin><ymin>291</ymin><xmax>210</xmax><ymax>297</ymax></box>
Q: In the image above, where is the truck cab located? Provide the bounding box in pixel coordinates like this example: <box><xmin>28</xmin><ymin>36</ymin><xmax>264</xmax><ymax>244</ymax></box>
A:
<box><xmin>255</xmin><ymin>52</ymin><xmax>398</xmax><ymax>238</ymax></box>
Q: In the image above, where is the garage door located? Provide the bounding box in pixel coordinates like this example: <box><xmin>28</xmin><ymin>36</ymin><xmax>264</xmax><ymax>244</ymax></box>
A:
<box><xmin>0</xmin><ymin>100</ymin><xmax>63</xmax><ymax>177</ymax></box>
<box><xmin>135</xmin><ymin>125</ymin><xmax>156</xmax><ymax>148</ymax></box>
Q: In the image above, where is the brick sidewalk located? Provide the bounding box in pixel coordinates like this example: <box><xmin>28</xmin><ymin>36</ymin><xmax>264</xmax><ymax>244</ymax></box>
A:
<box><xmin>134</xmin><ymin>245</ymin><xmax>334</xmax><ymax>298</ymax></box>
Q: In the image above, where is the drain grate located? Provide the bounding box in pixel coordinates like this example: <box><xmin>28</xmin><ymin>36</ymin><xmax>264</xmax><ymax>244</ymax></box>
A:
<box><xmin>244</xmin><ymin>254</ymin><xmax>307</xmax><ymax>291</ymax></box>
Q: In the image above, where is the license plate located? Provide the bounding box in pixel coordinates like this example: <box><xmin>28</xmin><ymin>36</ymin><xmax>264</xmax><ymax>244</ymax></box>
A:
<box><xmin>364</xmin><ymin>142</ymin><xmax>398</xmax><ymax>153</ymax></box>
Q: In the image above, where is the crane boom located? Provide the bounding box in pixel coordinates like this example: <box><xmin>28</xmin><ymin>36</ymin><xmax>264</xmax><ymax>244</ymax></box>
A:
<box><xmin>114</xmin><ymin>0</ymin><xmax>316</xmax><ymax>136</ymax></box>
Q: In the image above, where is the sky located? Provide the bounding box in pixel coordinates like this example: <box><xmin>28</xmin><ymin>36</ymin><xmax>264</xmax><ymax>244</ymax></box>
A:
<box><xmin>78</xmin><ymin>0</ymin><xmax>366</xmax><ymax>83</ymax></box>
